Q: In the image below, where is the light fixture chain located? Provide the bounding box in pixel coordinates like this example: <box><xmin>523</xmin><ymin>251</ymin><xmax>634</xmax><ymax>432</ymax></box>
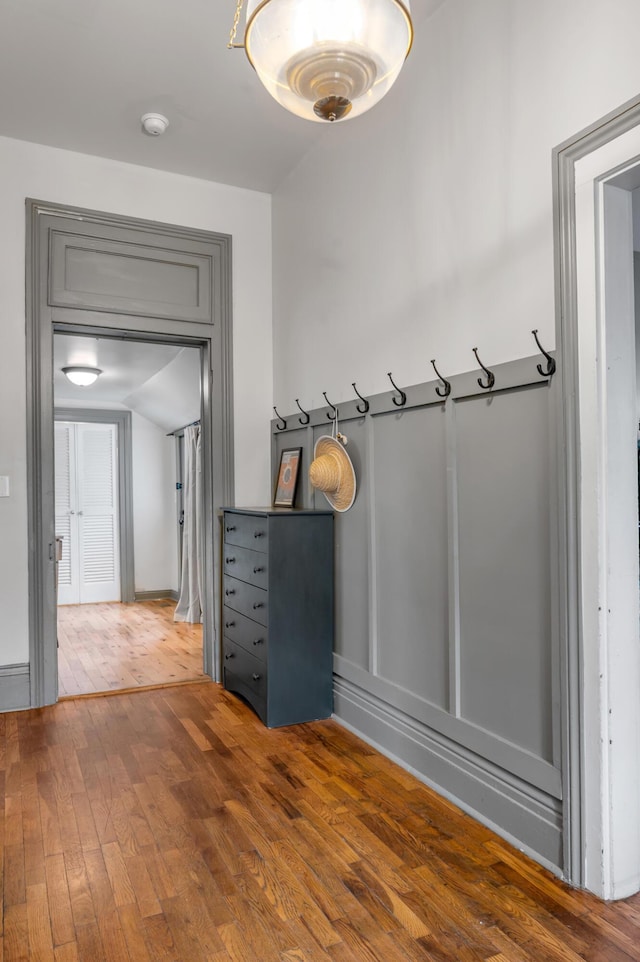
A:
<box><xmin>228</xmin><ymin>0</ymin><xmax>245</xmax><ymax>48</ymax></box>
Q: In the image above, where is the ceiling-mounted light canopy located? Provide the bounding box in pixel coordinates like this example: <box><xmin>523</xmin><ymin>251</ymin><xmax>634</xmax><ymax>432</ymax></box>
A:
<box><xmin>62</xmin><ymin>366</ymin><xmax>102</xmax><ymax>386</ymax></box>
<box><xmin>232</xmin><ymin>0</ymin><xmax>413</xmax><ymax>123</ymax></box>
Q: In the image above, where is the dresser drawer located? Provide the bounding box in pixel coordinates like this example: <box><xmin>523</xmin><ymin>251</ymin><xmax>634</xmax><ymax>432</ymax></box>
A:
<box><xmin>223</xmin><ymin>575</ymin><xmax>268</xmax><ymax>626</ymax></box>
<box><xmin>223</xmin><ymin>544</ymin><xmax>268</xmax><ymax>590</ymax></box>
<box><xmin>223</xmin><ymin>512</ymin><xmax>268</xmax><ymax>553</ymax></box>
<box><xmin>223</xmin><ymin>638</ymin><xmax>267</xmax><ymax>700</ymax></box>
<box><xmin>222</xmin><ymin>606</ymin><xmax>267</xmax><ymax>663</ymax></box>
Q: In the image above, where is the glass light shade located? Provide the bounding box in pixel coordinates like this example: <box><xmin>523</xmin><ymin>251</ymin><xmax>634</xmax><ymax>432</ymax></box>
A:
<box><xmin>62</xmin><ymin>366</ymin><xmax>102</xmax><ymax>386</ymax></box>
<box><xmin>244</xmin><ymin>0</ymin><xmax>413</xmax><ymax>123</ymax></box>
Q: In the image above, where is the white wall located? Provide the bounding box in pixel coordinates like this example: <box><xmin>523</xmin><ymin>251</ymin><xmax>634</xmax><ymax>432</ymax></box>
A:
<box><xmin>272</xmin><ymin>0</ymin><xmax>640</xmax><ymax>412</ymax></box>
<box><xmin>124</xmin><ymin>347</ymin><xmax>201</xmax><ymax>434</ymax></box>
<box><xmin>0</xmin><ymin>135</ymin><xmax>272</xmax><ymax>666</ymax></box>
<box><xmin>131</xmin><ymin>413</ymin><xmax>178</xmax><ymax>594</ymax></box>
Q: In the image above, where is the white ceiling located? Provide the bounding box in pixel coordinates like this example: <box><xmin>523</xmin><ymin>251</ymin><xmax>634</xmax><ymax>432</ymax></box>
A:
<box><xmin>54</xmin><ymin>334</ymin><xmax>182</xmax><ymax>403</ymax></box>
<box><xmin>0</xmin><ymin>0</ymin><xmax>444</xmax><ymax>193</ymax></box>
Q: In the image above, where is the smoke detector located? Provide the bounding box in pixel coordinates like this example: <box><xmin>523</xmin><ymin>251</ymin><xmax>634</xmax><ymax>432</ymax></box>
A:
<box><xmin>141</xmin><ymin>113</ymin><xmax>169</xmax><ymax>136</ymax></box>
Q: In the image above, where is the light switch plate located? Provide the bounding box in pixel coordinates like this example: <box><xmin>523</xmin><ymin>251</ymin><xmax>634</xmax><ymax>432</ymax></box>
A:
<box><xmin>0</xmin><ymin>476</ymin><xmax>10</xmax><ymax>497</ymax></box>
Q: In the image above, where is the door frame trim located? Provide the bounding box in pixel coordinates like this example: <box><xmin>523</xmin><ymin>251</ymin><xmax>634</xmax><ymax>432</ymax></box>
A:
<box><xmin>54</xmin><ymin>408</ymin><xmax>135</xmax><ymax>604</ymax></box>
<box><xmin>26</xmin><ymin>199</ymin><xmax>234</xmax><ymax>705</ymax></box>
<box><xmin>553</xmin><ymin>92</ymin><xmax>640</xmax><ymax>890</ymax></box>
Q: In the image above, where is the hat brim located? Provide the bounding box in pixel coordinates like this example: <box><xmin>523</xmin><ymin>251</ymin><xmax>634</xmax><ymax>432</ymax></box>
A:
<box><xmin>312</xmin><ymin>436</ymin><xmax>356</xmax><ymax>512</ymax></box>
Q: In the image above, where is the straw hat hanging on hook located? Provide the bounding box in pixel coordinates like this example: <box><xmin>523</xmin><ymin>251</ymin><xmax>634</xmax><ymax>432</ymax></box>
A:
<box><xmin>309</xmin><ymin>408</ymin><xmax>357</xmax><ymax>512</ymax></box>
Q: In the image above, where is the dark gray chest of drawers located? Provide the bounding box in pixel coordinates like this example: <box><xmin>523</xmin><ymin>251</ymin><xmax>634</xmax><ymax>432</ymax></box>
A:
<box><xmin>221</xmin><ymin>507</ymin><xmax>334</xmax><ymax>728</ymax></box>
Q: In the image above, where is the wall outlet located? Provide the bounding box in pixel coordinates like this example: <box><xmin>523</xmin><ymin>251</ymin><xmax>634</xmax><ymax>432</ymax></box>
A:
<box><xmin>0</xmin><ymin>476</ymin><xmax>9</xmax><ymax>497</ymax></box>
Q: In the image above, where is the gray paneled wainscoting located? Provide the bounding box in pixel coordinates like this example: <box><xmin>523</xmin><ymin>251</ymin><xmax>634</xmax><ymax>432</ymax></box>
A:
<box><xmin>271</xmin><ymin>355</ymin><xmax>562</xmax><ymax>871</ymax></box>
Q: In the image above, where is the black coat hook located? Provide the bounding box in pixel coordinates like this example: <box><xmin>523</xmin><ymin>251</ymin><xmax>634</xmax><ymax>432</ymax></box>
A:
<box><xmin>430</xmin><ymin>359</ymin><xmax>451</xmax><ymax>398</ymax></box>
<box><xmin>273</xmin><ymin>406</ymin><xmax>287</xmax><ymax>431</ymax></box>
<box><xmin>323</xmin><ymin>392</ymin><xmax>338</xmax><ymax>420</ymax></box>
<box><xmin>387</xmin><ymin>372</ymin><xmax>407</xmax><ymax>407</ymax></box>
<box><xmin>352</xmin><ymin>382</ymin><xmax>370</xmax><ymax>414</ymax></box>
<box><xmin>472</xmin><ymin>348</ymin><xmax>495</xmax><ymax>390</ymax></box>
<box><xmin>532</xmin><ymin>329</ymin><xmax>556</xmax><ymax>378</ymax></box>
<box><xmin>295</xmin><ymin>398</ymin><xmax>310</xmax><ymax>425</ymax></box>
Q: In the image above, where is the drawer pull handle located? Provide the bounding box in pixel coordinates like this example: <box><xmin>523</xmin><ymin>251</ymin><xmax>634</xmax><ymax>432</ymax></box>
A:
<box><xmin>226</xmin><ymin>525</ymin><xmax>236</xmax><ymax>532</ymax></box>
<box><xmin>253</xmin><ymin>566</ymin><xmax>264</xmax><ymax>574</ymax></box>
<box><xmin>252</xmin><ymin>673</ymin><xmax>261</xmax><ymax>681</ymax></box>
<box><xmin>253</xmin><ymin>531</ymin><xmax>264</xmax><ymax>539</ymax></box>
<box><xmin>225</xmin><ymin>557</ymin><xmax>236</xmax><ymax>564</ymax></box>
<box><xmin>225</xmin><ymin>652</ymin><xmax>235</xmax><ymax>660</ymax></box>
<box><xmin>253</xmin><ymin>638</ymin><xmax>264</xmax><ymax>646</ymax></box>
<box><xmin>252</xmin><ymin>602</ymin><xmax>264</xmax><ymax>609</ymax></box>
<box><xmin>225</xmin><ymin>621</ymin><xmax>235</xmax><ymax>629</ymax></box>
<box><xmin>225</xmin><ymin>588</ymin><xmax>235</xmax><ymax>596</ymax></box>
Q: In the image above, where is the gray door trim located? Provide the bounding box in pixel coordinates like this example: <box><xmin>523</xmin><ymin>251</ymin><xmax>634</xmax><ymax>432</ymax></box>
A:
<box><xmin>54</xmin><ymin>407</ymin><xmax>135</xmax><ymax>604</ymax></box>
<box><xmin>26</xmin><ymin>199</ymin><xmax>234</xmax><ymax>706</ymax></box>
<box><xmin>552</xmin><ymin>92</ymin><xmax>640</xmax><ymax>886</ymax></box>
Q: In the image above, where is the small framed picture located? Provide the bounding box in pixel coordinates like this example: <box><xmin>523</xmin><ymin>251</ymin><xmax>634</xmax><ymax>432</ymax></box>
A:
<box><xmin>273</xmin><ymin>447</ymin><xmax>302</xmax><ymax>507</ymax></box>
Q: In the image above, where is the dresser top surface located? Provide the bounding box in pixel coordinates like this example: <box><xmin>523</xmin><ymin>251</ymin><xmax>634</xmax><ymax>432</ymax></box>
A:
<box><xmin>222</xmin><ymin>507</ymin><xmax>333</xmax><ymax>518</ymax></box>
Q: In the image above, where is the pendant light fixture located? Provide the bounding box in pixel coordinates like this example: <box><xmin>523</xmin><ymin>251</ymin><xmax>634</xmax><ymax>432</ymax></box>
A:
<box><xmin>228</xmin><ymin>0</ymin><xmax>413</xmax><ymax>123</ymax></box>
<box><xmin>62</xmin><ymin>366</ymin><xmax>102</xmax><ymax>386</ymax></box>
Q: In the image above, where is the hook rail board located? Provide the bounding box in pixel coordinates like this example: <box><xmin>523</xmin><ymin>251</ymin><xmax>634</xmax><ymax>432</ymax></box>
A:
<box><xmin>270</xmin><ymin>352</ymin><xmax>555</xmax><ymax>433</ymax></box>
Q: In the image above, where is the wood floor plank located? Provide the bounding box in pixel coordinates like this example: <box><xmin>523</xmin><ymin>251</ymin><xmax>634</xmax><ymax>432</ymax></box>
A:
<box><xmin>44</xmin><ymin>854</ymin><xmax>75</xmax><ymax>948</ymax></box>
<box><xmin>63</xmin><ymin>846</ymin><xmax>96</xmax><ymax>930</ymax></box>
<box><xmin>3</xmin><ymin>682</ymin><xmax>640</xmax><ymax>962</ymax></box>
<box><xmin>117</xmin><ymin>904</ymin><xmax>152</xmax><ymax>962</ymax></box>
<box><xmin>4</xmin><ymin>905</ymin><xmax>28</xmax><ymax>962</ymax></box>
<box><xmin>140</xmin><ymin>913</ymin><xmax>179</xmax><ymax>962</ymax></box>
<box><xmin>26</xmin><ymin>881</ymin><xmax>55</xmax><ymax>962</ymax></box>
<box><xmin>53</xmin><ymin>943</ymin><xmax>79</xmax><ymax>962</ymax></box>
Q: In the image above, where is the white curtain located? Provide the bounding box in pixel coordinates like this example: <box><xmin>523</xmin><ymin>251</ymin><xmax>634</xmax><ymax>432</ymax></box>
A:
<box><xmin>174</xmin><ymin>425</ymin><xmax>203</xmax><ymax>623</ymax></box>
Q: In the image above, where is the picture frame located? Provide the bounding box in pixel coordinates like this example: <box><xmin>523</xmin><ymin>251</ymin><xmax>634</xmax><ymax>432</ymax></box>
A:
<box><xmin>273</xmin><ymin>447</ymin><xmax>302</xmax><ymax>507</ymax></box>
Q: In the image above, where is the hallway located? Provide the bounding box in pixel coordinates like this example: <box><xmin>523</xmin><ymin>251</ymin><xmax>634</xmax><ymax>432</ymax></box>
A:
<box><xmin>57</xmin><ymin>599</ymin><xmax>205</xmax><ymax>696</ymax></box>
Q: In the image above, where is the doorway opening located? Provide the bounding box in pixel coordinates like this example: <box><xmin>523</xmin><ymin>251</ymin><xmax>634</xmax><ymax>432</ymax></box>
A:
<box><xmin>53</xmin><ymin>331</ymin><xmax>208</xmax><ymax>696</ymax></box>
<box><xmin>26</xmin><ymin>200</ymin><xmax>234</xmax><ymax>708</ymax></box>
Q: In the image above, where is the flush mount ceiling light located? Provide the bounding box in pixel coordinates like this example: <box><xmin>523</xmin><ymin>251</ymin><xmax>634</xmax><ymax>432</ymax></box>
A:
<box><xmin>228</xmin><ymin>0</ymin><xmax>413</xmax><ymax>123</ymax></box>
<box><xmin>62</xmin><ymin>366</ymin><xmax>102</xmax><ymax>386</ymax></box>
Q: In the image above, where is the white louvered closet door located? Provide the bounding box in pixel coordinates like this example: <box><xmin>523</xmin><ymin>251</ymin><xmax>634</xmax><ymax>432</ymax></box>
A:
<box><xmin>54</xmin><ymin>421</ymin><xmax>120</xmax><ymax>605</ymax></box>
<box><xmin>55</xmin><ymin>422</ymin><xmax>77</xmax><ymax>606</ymax></box>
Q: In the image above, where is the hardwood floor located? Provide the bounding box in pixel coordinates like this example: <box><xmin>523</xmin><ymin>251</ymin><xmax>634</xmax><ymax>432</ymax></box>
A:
<box><xmin>2</xmin><ymin>682</ymin><xmax>640</xmax><ymax>961</ymax></box>
<box><xmin>57</xmin><ymin>599</ymin><xmax>205</xmax><ymax>697</ymax></box>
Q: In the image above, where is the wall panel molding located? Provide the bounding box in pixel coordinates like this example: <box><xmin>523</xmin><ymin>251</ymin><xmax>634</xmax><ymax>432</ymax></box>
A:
<box><xmin>273</xmin><ymin>353</ymin><xmax>562</xmax><ymax>871</ymax></box>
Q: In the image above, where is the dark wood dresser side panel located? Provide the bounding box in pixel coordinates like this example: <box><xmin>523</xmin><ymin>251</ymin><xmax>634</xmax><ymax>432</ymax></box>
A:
<box><xmin>267</xmin><ymin>513</ymin><xmax>334</xmax><ymax>727</ymax></box>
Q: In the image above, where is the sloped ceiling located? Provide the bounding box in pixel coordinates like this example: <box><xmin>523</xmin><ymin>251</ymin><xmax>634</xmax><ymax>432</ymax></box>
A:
<box><xmin>54</xmin><ymin>334</ymin><xmax>201</xmax><ymax>434</ymax></box>
<box><xmin>0</xmin><ymin>0</ymin><xmax>445</xmax><ymax>192</ymax></box>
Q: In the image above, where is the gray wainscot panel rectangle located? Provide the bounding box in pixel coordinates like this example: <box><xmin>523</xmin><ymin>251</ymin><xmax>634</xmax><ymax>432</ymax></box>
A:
<box><xmin>455</xmin><ymin>384</ymin><xmax>554</xmax><ymax>763</ymax></box>
<box><xmin>372</xmin><ymin>405</ymin><xmax>449</xmax><ymax>709</ymax></box>
<box><xmin>50</xmin><ymin>229</ymin><xmax>213</xmax><ymax>323</ymax></box>
<box><xmin>314</xmin><ymin>419</ymin><xmax>370</xmax><ymax>670</ymax></box>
